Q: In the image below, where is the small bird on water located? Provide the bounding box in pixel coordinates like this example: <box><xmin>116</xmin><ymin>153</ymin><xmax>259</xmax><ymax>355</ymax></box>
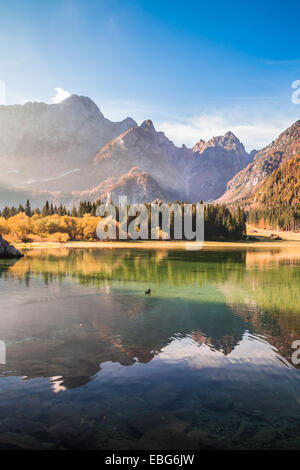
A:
<box><xmin>145</xmin><ymin>289</ymin><xmax>152</xmax><ymax>295</ymax></box>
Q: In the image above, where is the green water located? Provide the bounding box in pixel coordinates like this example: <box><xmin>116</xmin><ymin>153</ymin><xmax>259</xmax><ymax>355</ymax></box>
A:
<box><xmin>0</xmin><ymin>246</ymin><xmax>300</xmax><ymax>450</ymax></box>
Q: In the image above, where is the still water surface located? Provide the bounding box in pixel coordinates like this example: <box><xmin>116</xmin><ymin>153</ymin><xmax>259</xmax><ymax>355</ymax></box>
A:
<box><xmin>0</xmin><ymin>246</ymin><xmax>300</xmax><ymax>450</ymax></box>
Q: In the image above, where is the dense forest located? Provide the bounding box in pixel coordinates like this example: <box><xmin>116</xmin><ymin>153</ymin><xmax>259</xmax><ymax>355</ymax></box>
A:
<box><xmin>248</xmin><ymin>154</ymin><xmax>300</xmax><ymax>231</ymax></box>
<box><xmin>0</xmin><ymin>200</ymin><xmax>246</xmax><ymax>242</ymax></box>
<box><xmin>248</xmin><ymin>206</ymin><xmax>300</xmax><ymax>231</ymax></box>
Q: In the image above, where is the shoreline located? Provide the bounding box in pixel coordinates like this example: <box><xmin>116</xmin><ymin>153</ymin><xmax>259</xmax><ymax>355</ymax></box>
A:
<box><xmin>11</xmin><ymin>225</ymin><xmax>300</xmax><ymax>251</ymax></box>
<box><xmin>15</xmin><ymin>239</ymin><xmax>300</xmax><ymax>250</ymax></box>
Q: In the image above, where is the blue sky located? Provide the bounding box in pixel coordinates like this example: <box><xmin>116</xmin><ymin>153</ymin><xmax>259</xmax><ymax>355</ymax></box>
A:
<box><xmin>0</xmin><ymin>0</ymin><xmax>299</xmax><ymax>150</ymax></box>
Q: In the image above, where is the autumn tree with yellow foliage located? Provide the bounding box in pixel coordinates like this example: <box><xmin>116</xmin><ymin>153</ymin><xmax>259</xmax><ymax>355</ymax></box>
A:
<box><xmin>0</xmin><ymin>212</ymin><xmax>102</xmax><ymax>243</ymax></box>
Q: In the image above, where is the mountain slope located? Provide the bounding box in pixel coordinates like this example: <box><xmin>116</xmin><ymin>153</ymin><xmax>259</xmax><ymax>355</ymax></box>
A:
<box><xmin>71</xmin><ymin>167</ymin><xmax>180</xmax><ymax>205</ymax></box>
<box><xmin>89</xmin><ymin>119</ymin><xmax>195</xmax><ymax>200</ymax></box>
<box><xmin>249</xmin><ymin>153</ymin><xmax>300</xmax><ymax>208</ymax></box>
<box><xmin>247</xmin><ymin>154</ymin><xmax>300</xmax><ymax>231</ymax></box>
<box><xmin>218</xmin><ymin>120</ymin><xmax>300</xmax><ymax>204</ymax></box>
<box><xmin>0</xmin><ymin>95</ymin><xmax>136</xmax><ymax>188</ymax></box>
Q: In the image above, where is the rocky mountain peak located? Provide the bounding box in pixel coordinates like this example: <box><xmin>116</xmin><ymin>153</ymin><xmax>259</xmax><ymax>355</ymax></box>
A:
<box><xmin>192</xmin><ymin>139</ymin><xmax>206</xmax><ymax>153</ymax></box>
<box><xmin>225</xmin><ymin>130</ymin><xmax>236</xmax><ymax>138</ymax></box>
<box><xmin>140</xmin><ymin>119</ymin><xmax>155</xmax><ymax>132</ymax></box>
<box><xmin>61</xmin><ymin>94</ymin><xmax>96</xmax><ymax>106</ymax></box>
<box><xmin>122</xmin><ymin>117</ymin><xmax>137</xmax><ymax>128</ymax></box>
<box><xmin>189</xmin><ymin>131</ymin><xmax>253</xmax><ymax>201</ymax></box>
<box><xmin>59</xmin><ymin>94</ymin><xmax>105</xmax><ymax>119</ymax></box>
<box><xmin>193</xmin><ymin>132</ymin><xmax>245</xmax><ymax>154</ymax></box>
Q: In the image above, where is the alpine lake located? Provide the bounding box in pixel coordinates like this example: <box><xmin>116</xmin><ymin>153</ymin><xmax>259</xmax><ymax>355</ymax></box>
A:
<box><xmin>0</xmin><ymin>245</ymin><xmax>300</xmax><ymax>450</ymax></box>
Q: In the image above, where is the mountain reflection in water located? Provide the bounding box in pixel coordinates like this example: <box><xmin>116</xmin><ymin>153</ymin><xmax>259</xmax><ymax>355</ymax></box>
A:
<box><xmin>0</xmin><ymin>247</ymin><xmax>299</xmax><ymax>450</ymax></box>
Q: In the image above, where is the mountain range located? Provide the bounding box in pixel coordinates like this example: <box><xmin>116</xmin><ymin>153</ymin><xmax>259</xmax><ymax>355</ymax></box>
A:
<box><xmin>0</xmin><ymin>94</ymin><xmax>299</xmax><ymax>209</ymax></box>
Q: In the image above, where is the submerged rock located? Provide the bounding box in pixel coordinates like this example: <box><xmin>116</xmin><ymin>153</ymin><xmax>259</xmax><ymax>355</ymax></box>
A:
<box><xmin>0</xmin><ymin>234</ymin><xmax>23</xmax><ymax>258</ymax></box>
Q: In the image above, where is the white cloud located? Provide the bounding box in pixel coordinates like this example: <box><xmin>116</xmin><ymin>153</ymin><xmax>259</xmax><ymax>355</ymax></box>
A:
<box><xmin>52</xmin><ymin>87</ymin><xmax>71</xmax><ymax>104</ymax></box>
<box><xmin>157</xmin><ymin>113</ymin><xmax>295</xmax><ymax>152</ymax></box>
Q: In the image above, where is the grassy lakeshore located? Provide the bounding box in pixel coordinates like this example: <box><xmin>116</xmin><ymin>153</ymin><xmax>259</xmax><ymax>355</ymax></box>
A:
<box><xmin>14</xmin><ymin>229</ymin><xmax>300</xmax><ymax>251</ymax></box>
<box><xmin>247</xmin><ymin>225</ymin><xmax>300</xmax><ymax>241</ymax></box>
